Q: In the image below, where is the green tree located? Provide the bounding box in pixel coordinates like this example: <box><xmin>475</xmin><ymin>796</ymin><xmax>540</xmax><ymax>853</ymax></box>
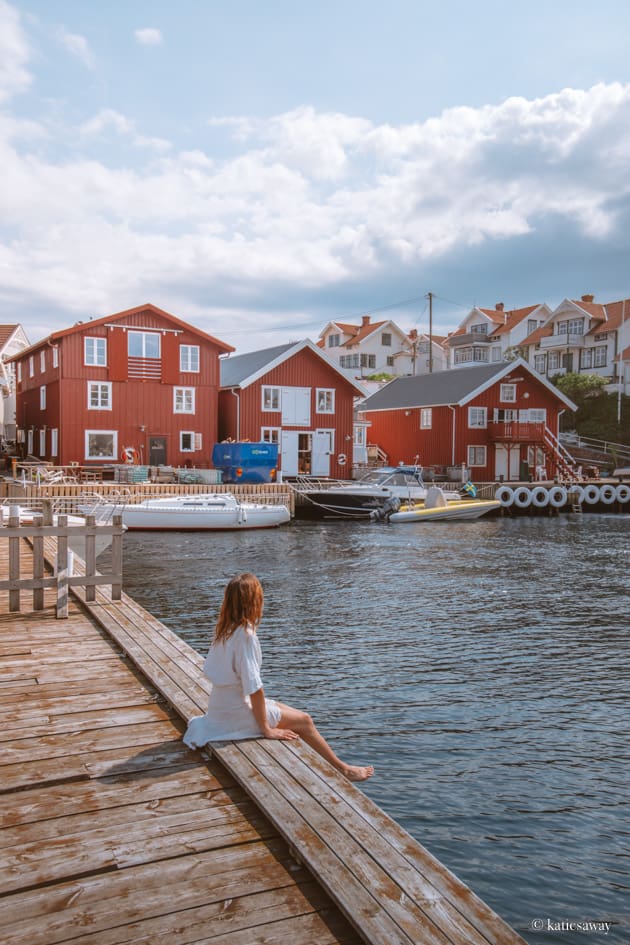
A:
<box><xmin>552</xmin><ymin>373</ymin><xmax>630</xmax><ymax>443</ymax></box>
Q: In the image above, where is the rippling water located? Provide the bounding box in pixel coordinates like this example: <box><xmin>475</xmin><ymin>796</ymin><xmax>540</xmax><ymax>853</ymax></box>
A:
<box><xmin>110</xmin><ymin>514</ymin><xmax>630</xmax><ymax>943</ymax></box>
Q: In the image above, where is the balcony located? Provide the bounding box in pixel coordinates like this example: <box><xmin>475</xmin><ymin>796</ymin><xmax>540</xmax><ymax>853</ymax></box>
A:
<box><xmin>488</xmin><ymin>421</ymin><xmax>545</xmax><ymax>443</ymax></box>
<box><xmin>539</xmin><ymin>333</ymin><xmax>584</xmax><ymax>349</ymax></box>
<box><xmin>449</xmin><ymin>332</ymin><xmax>493</xmax><ymax>347</ymax></box>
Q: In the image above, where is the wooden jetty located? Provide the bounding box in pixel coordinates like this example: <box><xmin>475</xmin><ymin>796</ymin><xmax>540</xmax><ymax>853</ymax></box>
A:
<box><xmin>0</xmin><ymin>527</ymin><xmax>527</xmax><ymax>945</ymax></box>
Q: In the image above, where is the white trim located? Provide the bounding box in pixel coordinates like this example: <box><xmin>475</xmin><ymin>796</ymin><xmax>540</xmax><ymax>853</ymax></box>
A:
<box><xmin>173</xmin><ymin>386</ymin><xmax>195</xmax><ymax>414</ymax></box>
<box><xmin>87</xmin><ymin>380</ymin><xmax>112</xmax><ymax>410</ymax></box>
<box><xmin>85</xmin><ymin>430</ymin><xmax>118</xmax><ymax>460</ymax></box>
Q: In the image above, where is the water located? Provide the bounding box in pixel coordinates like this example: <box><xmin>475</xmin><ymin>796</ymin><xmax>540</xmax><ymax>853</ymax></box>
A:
<box><xmin>108</xmin><ymin>514</ymin><xmax>630</xmax><ymax>943</ymax></box>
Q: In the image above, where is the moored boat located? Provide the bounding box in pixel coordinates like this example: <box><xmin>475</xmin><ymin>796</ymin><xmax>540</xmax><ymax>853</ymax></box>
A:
<box><xmin>388</xmin><ymin>487</ymin><xmax>501</xmax><ymax>523</ymax></box>
<box><xmin>91</xmin><ymin>492</ymin><xmax>290</xmax><ymax>530</ymax></box>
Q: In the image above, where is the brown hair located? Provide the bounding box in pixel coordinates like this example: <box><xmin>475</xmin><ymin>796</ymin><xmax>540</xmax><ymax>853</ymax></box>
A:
<box><xmin>213</xmin><ymin>573</ymin><xmax>264</xmax><ymax>643</ymax></box>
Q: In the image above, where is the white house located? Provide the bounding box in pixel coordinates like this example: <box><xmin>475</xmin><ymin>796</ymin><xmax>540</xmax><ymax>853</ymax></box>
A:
<box><xmin>318</xmin><ymin>315</ymin><xmax>425</xmax><ymax>377</ymax></box>
<box><xmin>522</xmin><ymin>294</ymin><xmax>630</xmax><ymax>394</ymax></box>
<box><xmin>0</xmin><ymin>324</ymin><xmax>30</xmax><ymax>446</ymax></box>
<box><xmin>445</xmin><ymin>302</ymin><xmax>550</xmax><ymax>369</ymax></box>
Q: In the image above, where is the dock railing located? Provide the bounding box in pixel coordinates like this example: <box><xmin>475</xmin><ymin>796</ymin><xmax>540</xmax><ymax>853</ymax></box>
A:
<box><xmin>0</xmin><ymin>509</ymin><xmax>124</xmax><ymax>617</ymax></box>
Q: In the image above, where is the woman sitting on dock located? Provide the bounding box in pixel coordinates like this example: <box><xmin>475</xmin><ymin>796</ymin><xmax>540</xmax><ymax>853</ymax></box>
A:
<box><xmin>183</xmin><ymin>572</ymin><xmax>374</xmax><ymax>782</ymax></box>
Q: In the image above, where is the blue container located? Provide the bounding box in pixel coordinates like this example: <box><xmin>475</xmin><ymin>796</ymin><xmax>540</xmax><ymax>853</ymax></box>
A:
<box><xmin>211</xmin><ymin>442</ymin><xmax>278</xmax><ymax>484</ymax></box>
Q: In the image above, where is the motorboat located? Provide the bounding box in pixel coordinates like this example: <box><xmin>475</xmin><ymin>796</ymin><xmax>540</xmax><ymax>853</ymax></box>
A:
<box><xmin>388</xmin><ymin>487</ymin><xmax>501</xmax><ymax>523</ymax></box>
<box><xmin>89</xmin><ymin>492</ymin><xmax>290</xmax><ymax>530</ymax></box>
<box><xmin>292</xmin><ymin>466</ymin><xmax>461</xmax><ymax>520</ymax></box>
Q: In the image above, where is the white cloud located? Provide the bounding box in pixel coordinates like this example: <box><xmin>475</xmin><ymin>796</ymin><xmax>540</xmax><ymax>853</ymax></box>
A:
<box><xmin>56</xmin><ymin>27</ymin><xmax>95</xmax><ymax>69</ymax></box>
<box><xmin>134</xmin><ymin>27</ymin><xmax>163</xmax><ymax>46</ymax></box>
<box><xmin>79</xmin><ymin>108</ymin><xmax>171</xmax><ymax>152</ymax></box>
<box><xmin>0</xmin><ymin>0</ymin><xmax>31</xmax><ymax>102</ymax></box>
<box><xmin>2</xmin><ymin>81</ymin><xmax>630</xmax><ymax>343</ymax></box>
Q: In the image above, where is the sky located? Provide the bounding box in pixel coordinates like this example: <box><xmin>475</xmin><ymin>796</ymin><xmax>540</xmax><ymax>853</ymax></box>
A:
<box><xmin>2</xmin><ymin>0</ymin><xmax>630</xmax><ymax>353</ymax></box>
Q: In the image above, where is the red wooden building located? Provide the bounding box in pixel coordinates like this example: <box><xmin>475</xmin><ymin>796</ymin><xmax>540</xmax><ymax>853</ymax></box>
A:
<box><xmin>10</xmin><ymin>303</ymin><xmax>233</xmax><ymax>468</ymax></box>
<box><xmin>359</xmin><ymin>359</ymin><xmax>577</xmax><ymax>481</ymax></box>
<box><xmin>218</xmin><ymin>340</ymin><xmax>365</xmax><ymax>477</ymax></box>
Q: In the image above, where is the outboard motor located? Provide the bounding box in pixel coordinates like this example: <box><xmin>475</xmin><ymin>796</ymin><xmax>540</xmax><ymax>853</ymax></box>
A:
<box><xmin>371</xmin><ymin>495</ymin><xmax>401</xmax><ymax>521</ymax></box>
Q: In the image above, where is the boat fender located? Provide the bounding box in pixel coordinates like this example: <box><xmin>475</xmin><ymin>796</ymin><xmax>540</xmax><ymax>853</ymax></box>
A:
<box><xmin>337</xmin><ymin>453</ymin><xmax>347</xmax><ymax>466</ymax></box>
<box><xmin>513</xmin><ymin>486</ymin><xmax>533</xmax><ymax>509</ymax></box>
<box><xmin>598</xmin><ymin>484</ymin><xmax>617</xmax><ymax>505</ymax></box>
<box><xmin>531</xmin><ymin>486</ymin><xmax>550</xmax><ymax>508</ymax></box>
<box><xmin>548</xmin><ymin>485</ymin><xmax>568</xmax><ymax>508</ymax></box>
<box><xmin>121</xmin><ymin>446</ymin><xmax>138</xmax><ymax>465</ymax></box>
<box><xmin>568</xmin><ymin>484</ymin><xmax>585</xmax><ymax>503</ymax></box>
<box><xmin>615</xmin><ymin>483</ymin><xmax>630</xmax><ymax>503</ymax></box>
<box><xmin>582</xmin><ymin>484</ymin><xmax>601</xmax><ymax>505</ymax></box>
<box><xmin>495</xmin><ymin>485</ymin><xmax>514</xmax><ymax>507</ymax></box>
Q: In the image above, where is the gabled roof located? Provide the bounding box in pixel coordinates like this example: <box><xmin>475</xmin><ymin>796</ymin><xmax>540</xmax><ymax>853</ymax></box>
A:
<box><xmin>360</xmin><ymin>359</ymin><xmax>577</xmax><ymax>412</ymax></box>
<box><xmin>9</xmin><ymin>304</ymin><xmax>234</xmax><ymax>359</ymax></box>
<box><xmin>220</xmin><ymin>339</ymin><xmax>366</xmax><ymax>394</ymax></box>
<box><xmin>489</xmin><ymin>305</ymin><xmax>541</xmax><ymax>336</ymax></box>
<box><xmin>0</xmin><ymin>325</ymin><xmax>25</xmax><ymax>351</ymax></box>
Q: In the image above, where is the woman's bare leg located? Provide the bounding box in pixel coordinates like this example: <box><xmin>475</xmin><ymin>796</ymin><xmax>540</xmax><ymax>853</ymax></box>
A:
<box><xmin>275</xmin><ymin>702</ymin><xmax>374</xmax><ymax>782</ymax></box>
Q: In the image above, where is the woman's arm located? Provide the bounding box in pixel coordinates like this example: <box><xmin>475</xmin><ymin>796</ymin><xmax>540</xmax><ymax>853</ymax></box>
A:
<box><xmin>250</xmin><ymin>688</ymin><xmax>298</xmax><ymax>741</ymax></box>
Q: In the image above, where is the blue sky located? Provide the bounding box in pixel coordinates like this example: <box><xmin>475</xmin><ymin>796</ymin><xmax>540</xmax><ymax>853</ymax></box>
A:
<box><xmin>3</xmin><ymin>0</ymin><xmax>630</xmax><ymax>351</ymax></box>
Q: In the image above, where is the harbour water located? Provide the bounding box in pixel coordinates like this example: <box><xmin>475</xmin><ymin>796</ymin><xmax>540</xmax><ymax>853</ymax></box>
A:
<box><xmin>112</xmin><ymin>514</ymin><xmax>630</xmax><ymax>943</ymax></box>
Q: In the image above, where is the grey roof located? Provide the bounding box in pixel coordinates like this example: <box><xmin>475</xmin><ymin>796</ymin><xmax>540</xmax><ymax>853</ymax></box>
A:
<box><xmin>220</xmin><ymin>343</ymin><xmax>296</xmax><ymax>388</ymax></box>
<box><xmin>361</xmin><ymin>362</ymin><xmax>515</xmax><ymax>410</ymax></box>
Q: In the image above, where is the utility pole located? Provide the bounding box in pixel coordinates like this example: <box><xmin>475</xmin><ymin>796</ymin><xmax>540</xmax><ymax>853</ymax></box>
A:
<box><xmin>426</xmin><ymin>292</ymin><xmax>434</xmax><ymax>373</ymax></box>
<box><xmin>618</xmin><ymin>299</ymin><xmax>626</xmax><ymax>425</ymax></box>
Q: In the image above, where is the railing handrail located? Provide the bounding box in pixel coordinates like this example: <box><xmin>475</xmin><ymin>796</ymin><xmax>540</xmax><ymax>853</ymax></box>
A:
<box><xmin>560</xmin><ymin>433</ymin><xmax>630</xmax><ymax>461</ymax></box>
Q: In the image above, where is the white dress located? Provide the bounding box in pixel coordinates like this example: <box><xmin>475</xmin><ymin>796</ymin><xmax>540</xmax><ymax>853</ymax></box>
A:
<box><xmin>183</xmin><ymin>624</ymin><xmax>281</xmax><ymax>747</ymax></box>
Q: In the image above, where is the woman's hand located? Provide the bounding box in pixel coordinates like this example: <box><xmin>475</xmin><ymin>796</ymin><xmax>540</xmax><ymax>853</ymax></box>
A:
<box><xmin>263</xmin><ymin>726</ymin><xmax>299</xmax><ymax>741</ymax></box>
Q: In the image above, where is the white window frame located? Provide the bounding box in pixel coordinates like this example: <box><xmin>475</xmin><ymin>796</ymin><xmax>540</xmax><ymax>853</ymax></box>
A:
<box><xmin>87</xmin><ymin>381</ymin><xmax>112</xmax><ymax>410</ymax></box>
<box><xmin>327</xmin><ymin>334</ymin><xmax>340</xmax><ymax>347</ymax></box>
<box><xmin>27</xmin><ymin>429</ymin><xmax>33</xmax><ymax>454</ymax></box>
<box><xmin>51</xmin><ymin>428</ymin><xmax>58</xmax><ymax>457</ymax></box>
<box><xmin>173</xmin><ymin>387</ymin><xmax>195</xmax><ymax>414</ymax></box>
<box><xmin>316</xmin><ymin>388</ymin><xmax>335</xmax><ymax>414</ymax></box>
<box><xmin>500</xmin><ymin>384</ymin><xmax>517</xmax><ymax>402</ymax></box>
<box><xmin>180</xmin><ymin>430</ymin><xmax>201</xmax><ymax>452</ymax></box>
<box><xmin>39</xmin><ymin>429</ymin><xmax>46</xmax><ymax>456</ymax></box>
<box><xmin>354</xmin><ymin>425</ymin><xmax>366</xmax><ymax>447</ymax></box>
<box><xmin>17</xmin><ymin>363</ymin><xmax>22</xmax><ymax>382</ymax></box>
<box><xmin>128</xmin><ymin>330</ymin><xmax>160</xmax><ymax>359</ymax></box>
<box><xmin>468</xmin><ymin>406</ymin><xmax>487</xmax><ymax>428</ymax></box>
<box><xmin>548</xmin><ymin>352</ymin><xmax>560</xmax><ymax>371</ymax></box>
<box><xmin>467</xmin><ymin>445</ymin><xmax>487</xmax><ymax>467</ymax></box>
<box><xmin>84</xmin><ymin>337</ymin><xmax>107</xmax><ymax>367</ymax></box>
<box><xmin>85</xmin><ymin>430</ymin><xmax>117</xmax><ymax>461</ymax></box>
<box><xmin>40</xmin><ymin>350</ymin><xmax>46</xmax><ymax>372</ymax></box>
<box><xmin>40</xmin><ymin>385</ymin><xmax>46</xmax><ymax>410</ymax></box>
<box><xmin>262</xmin><ymin>386</ymin><xmax>280</xmax><ymax>411</ymax></box>
<box><xmin>528</xmin><ymin>409</ymin><xmax>547</xmax><ymax>423</ymax></box>
<box><xmin>52</xmin><ymin>347</ymin><xmax>59</xmax><ymax>368</ymax></box>
<box><xmin>29</xmin><ymin>356</ymin><xmax>34</xmax><ymax>377</ymax></box>
<box><xmin>179</xmin><ymin>344</ymin><xmax>200</xmax><ymax>373</ymax></box>
<box><xmin>594</xmin><ymin>347</ymin><xmax>607</xmax><ymax>367</ymax></box>
<box><xmin>261</xmin><ymin>427</ymin><xmax>281</xmax><ymax>449</ymax></box>
<box><xmin>534</xmin><ymin>354</ymin><xmax>547</xmax><ymax>374</ymax></box>
<box><xmin>420</xmin><ymin>408</ymin><xmax>432</xmax><ymax>429</ymax></box>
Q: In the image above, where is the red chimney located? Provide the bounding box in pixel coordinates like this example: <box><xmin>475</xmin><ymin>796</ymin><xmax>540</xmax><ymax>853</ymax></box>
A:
<box><xmin>495</xmin><ymin>302</ymin><xmax>504</xmax><ymax>311</ymax></box>
<box><xmin>581</xmin><ymin>294</ymin><xmax>595</xmax><ymax>303</ymax></box>
<box><xmin>361</xmin><ymin>315</ymin><xmax>371</xmax><ymax>327</ymax></box>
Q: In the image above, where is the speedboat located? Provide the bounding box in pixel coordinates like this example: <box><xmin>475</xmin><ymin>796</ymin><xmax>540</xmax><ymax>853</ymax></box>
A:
<box><xmin>90</xmin><ymin>493</ymin><xmax>290</xmax><ymax>531</ymax></box>
<box><xmin>388</xmin><ymin>487</ymin><xmax>501</xmax><ymax>523</ymax></box>
<box><xmin>292</xmin><ymin>466</ymin><xmax>460</xmax><ymax>520</ymax></box>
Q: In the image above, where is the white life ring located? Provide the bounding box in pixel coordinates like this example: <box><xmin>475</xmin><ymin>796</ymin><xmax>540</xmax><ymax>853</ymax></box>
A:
<box><xmin>513</xmin><ymin>486</ymin><xmax>532</xmax><ymax>508</ymax></box>
<box><xmin>531</xmin><ymin>486</ymin><xmax>550</xmax><ymax>508</ymax></box>
<box><xmin>599</xmin><ymin>484</ymin><xmax>617</xmax><ymax>505</ymax></box>
<box><xmin>495</xmin><ymin>485</ymin><xmax>514</xmax><ymax>507</ymax></box>
<box><xmin>615</xmin><ymin>483</ymin><xmax>630</xmax><ymax>503</ymax></box>
<box><xmin>582</xmin><ymin>484</ymin><xmax>601</xmax><ymax>505</ymax></box>
<box><xmin>548</xmin><ymin>485</ymin><xmax>568</xmax><ymax>508</ymax></box>
<box><xmin>337</xmin><ymin>453</ymin><xmax>347</xmax><ymax>466</ymax></box>
<box><xmin>568</xmin><ymin>484</ymin><xmax>585</xmax><ymax>503</ymax></box>
<box><xmin>121</xmin><ymin>446</ymin><xmax>138</xmax><ymax>465</ymax></box>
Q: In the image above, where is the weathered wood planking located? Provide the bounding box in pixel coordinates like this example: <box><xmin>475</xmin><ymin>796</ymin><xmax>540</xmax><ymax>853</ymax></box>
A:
<box><xmin>0</xmin><ymin>540</ymin><xmax>362</xmax><ymax>945</ymax></box>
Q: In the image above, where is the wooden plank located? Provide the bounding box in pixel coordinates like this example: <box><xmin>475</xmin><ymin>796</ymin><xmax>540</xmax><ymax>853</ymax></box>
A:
<box><xmin>1</xmin><ymin>685</ymin><xmax>161</xmax><ymax>722</ymax></box>
<box><xmin>0</xmin><ymin>702</ymin><xmax>177</xmax><ymax>741</ymax></box>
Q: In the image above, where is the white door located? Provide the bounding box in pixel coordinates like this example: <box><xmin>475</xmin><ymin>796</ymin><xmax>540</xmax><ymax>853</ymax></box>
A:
<box><xmin>281</xmin><ymin>431</ymin><xmax>299</xmax><ymax>476</ymax></box>
<box><xmin>495</xmin><ymin>445</ymin><xmax>520</xmax><ymax>481</ymax></box>
<box><xmin>281</xmin><ymin>387</ymin><xmax>310</xmax><ymax>426</ymax></box>
<box><xmin>311</xmin><ymin>430</ymin><xmax>331</xmax><ymax>476</ymax></box>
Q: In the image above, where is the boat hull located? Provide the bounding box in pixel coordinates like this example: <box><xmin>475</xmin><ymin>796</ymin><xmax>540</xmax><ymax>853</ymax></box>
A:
<box><xmin>295</xmin><ymin>490</ymin><xmax>398</xmax><ymax>520</ymax></box>
<box><xmin>388</xmin><ymin>499</ymin><xmax>501</xmax><ymax>523</ymax></box>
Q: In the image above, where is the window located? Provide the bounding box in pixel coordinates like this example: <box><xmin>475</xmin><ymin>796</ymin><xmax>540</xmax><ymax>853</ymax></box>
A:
<box><xmin>474</xmin><ymin>348</ymin><xmax>489</xmax><ymax>362</ymax></box>
<box><xmin>360</xmin><ymin>354</ymin><xmax>376</xmax><ymax>369</ymax></box>
<box><xmin>528</xmin><ymin>409</ymin><xmax>547</xmax><ymax>423</ymax></box>
<box><xmin>40</xmin><ymin>350</ymin><xmax>46</xmax><ymax>372</ymax></box>
<box><xmin>534</xmin><ymin>354</ymin><xmax>547</xmax><ymax>374</ymax></box>
<box><xmin>85</xmin><ymin>431</ymin><xmax>117</xmax><ymax>460</ymax></box>
<box><xmin>557</xmin><ymin>318</ymin><xmax>584</xmax><ymax>336</ymax></box>
<box><xmin>354</xmin><ymin>425</ymin><xmax>366</xmax><ymax>447</ymax></box>
<box><xmin>316</xmin><ymin>389</ymin><xmax>335</xmax><ymax>413</ymax></box>
<box><xmin>40</xmin><ymin>386</ymin><xmax>46</xmax><ymax>410</ymax></box>
<box><xmin>493</xmin><ymin>408</ymin><xmax>518</xmax><ymax>421</ymax></box>
<box><xmin>381</xmin><ymin>332</ymin><xmax>392</xmax><ymax>346</ymax></box>
<box><xmin>470</xmin><ymin>323</ymin><xmax>488</xmax><ymax>335</ymax></box>
<box><xmin>548</xmin><ymin>352</ymin><xmax>560</xmax><ymax>371</ymax></box>
<box><xmin>580</xmin><ymin>349</ymin><xmax>593</xmax><ymax>369</ymax></box>
<box><xmin>500</xmin><ymin>384</ymin><xmax>517</xmax><ymax>402</ymax></box>
<box><xmin>52</xmin><ymin>347</ymin><xmax>59</xmax><ymax>368</ymax></box>
<box><xmin>128</xmin><ymin>330</ymin><xmax>160</xmax><ymax>358</ymax></box>
<box><xmin>467</xmin><ymin>445</ymin><xmax>487</xmax><ymax>467</ymax></box>
<box><xmin>39</xmin><ymin>429</ymin><xmax>46</xmax><ymax>456</ymax></box>
<box><xmin>340</xmin><ymin>354</ymin><xmax>360</xmax><ymax>369</ymax></box>
<box><xmin>180</xmin><ymin>345</ymin><xmax>200</xmax><ymax>372</ymax></box>
<box><xmin>51</xmin><ymin>429</ymin><xmax>58</xmax><ymax>457</ymax></box>
<box><xmin>491</xmin><ymin>347</ymin><xmax>502</xmax><ymax>361</ymax></box>
<box><xmin>180</xmin><ymin>431</ymin><xmax>202</xmax><ymax>452</ymax></box>
<box><xmin>88</xmin><ymin>381</ymin><xmax>112</xmax><ymax>410</ymax></box>
<box><xmin>17</xmin><ymin>363</ymin><xmax>21</xmax><ymax>382</ymax></box>
<box><xmin>386</xmin><ymin>356</ymin><xmax>394</xmax><ymax>367</ymax></box>
<box><xmin>29</xmin><ymin>356</ymin><xmax>34</xmax><ymax>377</ymax></box>
<box><xmin>327</xmin><ymin>334</ymin><xmax>340</xmax><ymax>347</ymax></box>
<box><xmin>174</xmin><ymin>387</ymin><xmax>195</xmax><ymax>413</ymax></box>
<box><xmin>594</xmin><ymin>347</ymin><xmax>607</xmax><ymax>367</ymax></box>
<box><xmin>468</xmin><ymin>407</ymin><xmax>487</xmax><ymax>428</ymax></box>
<box><xmin>261</xmin><ymin>428</ymin><xmax>281</xmax><ymax>448</ymax></box>
<box><xmin>420</xmin><ymin>408</ymin><xmax>432</xmax><ymax>429</ymax></box>
<box><xmin>27</xmin><ymin>430</ymin><xmax>33</xmax><ymax>454</ymax></box>
<box><xmin>527</xmin><ymin>319</ymin><xmax>538</xmax><ymax>334</ymax></box>
<box><xmin>262</xmin><ymin>386</ymin><xmax>280</xmax><ymax>411</ymax></box>
<box><xmin>84</xmin><ymin>337</ymin><xmax>107</xmax><ymax>366</ymax></box>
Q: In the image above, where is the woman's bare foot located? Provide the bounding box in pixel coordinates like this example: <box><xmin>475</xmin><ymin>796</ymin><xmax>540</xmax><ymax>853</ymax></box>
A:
<box><xmin>342</xmin><ymin>764</ymin><xmax>374</xmax><ymax>782</ymax></box>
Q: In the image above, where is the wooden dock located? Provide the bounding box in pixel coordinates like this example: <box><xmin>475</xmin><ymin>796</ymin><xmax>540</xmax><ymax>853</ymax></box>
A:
<box><xmin>0</xmin><ymin>532</ymin><xmax>527</xmax><ymax>945</ymax></box>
